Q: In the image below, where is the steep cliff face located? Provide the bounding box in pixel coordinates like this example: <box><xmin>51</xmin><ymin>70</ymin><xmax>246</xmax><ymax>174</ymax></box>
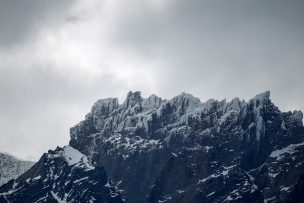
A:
<box><xmin>0</xmin><ymin>146</ymin><xmax>125</xmax><ymax>203</ymax></box>
<box><xmin>69</xmin><ymin>91</ymin><xmax>304</xmax><ymax>203</ymax></box>
<box><xmin>0</xmin><ymin>152</ymin><xmax>35</xmax><ymax>186</ymax></box>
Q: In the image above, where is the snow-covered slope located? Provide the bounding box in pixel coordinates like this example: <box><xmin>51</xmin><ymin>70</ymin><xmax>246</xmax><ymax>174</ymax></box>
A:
<box><xmin>0</xmin><ymin>152</ymin><xmax>35</xmax><ymax>186</ymax></box>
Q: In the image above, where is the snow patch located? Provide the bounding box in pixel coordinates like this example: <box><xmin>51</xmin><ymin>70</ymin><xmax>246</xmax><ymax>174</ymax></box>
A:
<box><xmin>62</xmin><ymin>146</ymin><xmax>95</xmax><ymax>170</ymax></box>
<box><xmin>269</xmin><ymin>142</ymin><xmax>304</xmax><ymax>160</ymax></box>
<box><xmin>264</xmin><ymin>196</ymin><xmax>276</xmax><ymax>203</ymax></box>
<box><xmin>207</xmin><ymin>191</ymin><xmax>215</xmax><ymax>197</ymax></box>
<box><xmin>74</xmin><ymin>177</ymin><xmax>89</xmax><ymax>183</ymax></box>
<box><xmin>280</xmin><ymin>186</ymin><xmax>292</xmax><ymax>192</ymax></box>
<box><xmin>51</xmin><ymin>191</ymin><xmax>67</xmax><ymax>203</ymax></box>
<box><xmin>33</xmin><ymin>175</ymin><xmax>41</xmax><ymax>180</ymax></box>
<box><xmin>244</xmin><ymin>171</ymin><xmax>258</xmax><ymax>192</ymax></box>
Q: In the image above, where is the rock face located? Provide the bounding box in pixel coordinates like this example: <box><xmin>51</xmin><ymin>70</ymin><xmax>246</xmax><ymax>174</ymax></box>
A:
<box><xmin>0</xmin><ymin>146</ymin><xmax>125</xmax><ymax>203</ymax></box>
<box><xmin>0</xmin><ymin>152</ymin><xmax>35</xmax><ymax>186</ymax></box>
<box><xmin>69</xmin><ymin>91</ymin><xmax>304</xmax><ymax>203</ymax></box>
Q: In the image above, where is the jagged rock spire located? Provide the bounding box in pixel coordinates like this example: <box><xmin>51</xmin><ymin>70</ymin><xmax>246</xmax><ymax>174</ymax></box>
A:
<box><xmin>124</xmin><ymin>91</ymin><xmax>143</xmax><ymax>108</ymax></box>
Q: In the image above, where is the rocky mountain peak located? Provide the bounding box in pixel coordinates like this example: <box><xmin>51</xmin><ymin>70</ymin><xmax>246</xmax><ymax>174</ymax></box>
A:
<box><xmin>291</xmin><ymin>110</ymin><xmax>303</xmax><ymax>124</ymax></box>
<box><xmin>91</xmin><ymin>97</ymin><xmax>119</xmax><ymax>117</ymax></box>
<box><xmin>250</xmin><ymin>90</ymin><xmax>271</xmax><ymax>108</ymax></box>
<box><xmin>142</xmin><ymin>94</ymin><xmax>163</xmax><ymax>111</ymax></box>
<box><xmin>124</xmin><ymin>91</ymin><xmax>143</xmax><ymax>108</ymax></box>
<box><xmin>170</xmin><ymin>92</ymin><xmax>201</xmax><ymax>112</ymax></box>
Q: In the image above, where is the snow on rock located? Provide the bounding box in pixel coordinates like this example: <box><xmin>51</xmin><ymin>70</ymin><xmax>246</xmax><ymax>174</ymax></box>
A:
<box><xmin>280</xmin><ymin>186</ymin><xmax>292</xmax><ymax>192</ymax></box>
<box><xmin>244</xmin><ymin>171</ymin><xmax>258</xmax><ymax>191</ymax></box>
<box><xmin>218</xmin><ymin>109</ymin><xmax>238</xmax><ymax>126</ymax></box>
<box><xmin>269</xmin><ymin>142</ymin><xmax>304</xmax><ymax>160</ymax></box>
<box><xmin>104</xmin><ymin>133</ymin><xmax>162</xmax><ymax>153</ymax></box>
<box><xmin>71</xmin><ymin>90</ymin><xmax>279</xmax><ymax>154</ymax></box>
<box><xmin>51</xmin><ymin>191</ymin><xmax>67</xmax><ymax>203</ymax></box>
<box><xmin>224</xmin><ymin>189</ymin><xmax>242</xmax><ymax>202</ymax></box>
<box><xmin>63</xmin><ymin>146</ymin><xmax>84</xmax><ymax>165</ymax></box>
<box><xmin>197</xmin><ymin>165</ymin><xmax>236</xmax><ymax>184</ymax></box>
<box><xmin>63</xmin><ymin>146</ymin><xmax>95</xmax><ymax>170</ymax></box>
<box><xmin>264</xmin><ymin>196</ymin><xmax>276</xmax><ymax>203</ymax></box>
<box><xmin>92</xmin><ymin>98</ymin><xmax>119</xmax><ymax>114</ymax></box>
<box><xmin>46</xmin><ymin>146</ymin><xmax>94</xmax><ymax>170</ymax></box>
<box><xmin>123</xmin><ymin>91</ymin><xmax>143</xmax><ymax>108</ymax></box>
<box><xmin>170</xmin><ymin>92</ymin><xmax>202</xmax><ymax>113</ymax></box>
<box><xmin>142</xmin><ymin>94</ymin><xmax>163</xmax><ymax>111</ymax></box>
<box><xmin>249</xmin><ymin>91</ymin><xmax>271</xmax><ymax>141</ymax></box>
<box><xmin>73</xmin><ymin>177</ymin><xmax>89</xmax><ymax>184</ymax></box>
<box><xmin>33</xmin><ymin>175</ymin><xmax>41</xmax><ymax>180</ymax></box>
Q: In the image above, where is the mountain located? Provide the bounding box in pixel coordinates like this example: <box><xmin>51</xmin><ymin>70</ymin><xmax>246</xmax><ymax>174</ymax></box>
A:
<box><xmin>0</xmin><ymin>146</ymin><xmax>125</xmax><ymax>203</ymax></box>
<box><xmin>0</xmin><ymin>152</ymin><xmax>35</xmax><ymax>186</ymax></box>
<box><xmin>1</xmin><ymin>91</ymin><xmax>304</xmax><ymax>202</ymax></box>
<box><xmin>69</xmin><ymin>91</ymin><xmax>304</xmax><ymax>203</ymax></box>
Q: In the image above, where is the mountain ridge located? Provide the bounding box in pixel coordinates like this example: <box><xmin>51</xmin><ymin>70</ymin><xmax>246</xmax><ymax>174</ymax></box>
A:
<box><xmin>68</xmin><ymin>90</ymin><xmax>304</xmax><ymax>202</ymax></box>
<box><xmin>1</xmin><ymin>90</ymin><xmax>303</xmax><ymax>203</ymax></box>
<box><xmin>0</xmin><ymin>152</ymin><xmax>35</xmax><ymax>187</ymax></box>
<box><xmin>0</xmin><ymin>146</ymin><xmax>125</xmax><ymax>203</ymax></box>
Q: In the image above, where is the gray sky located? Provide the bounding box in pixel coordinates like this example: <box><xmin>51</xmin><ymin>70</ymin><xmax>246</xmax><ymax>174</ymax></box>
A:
<box><xmin>0</xmin><ymin>0</ymin><xmax>303</xmax><ymax>161</ymax></box>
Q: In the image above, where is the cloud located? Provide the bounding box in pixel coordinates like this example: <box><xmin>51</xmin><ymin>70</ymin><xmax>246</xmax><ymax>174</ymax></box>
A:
<box><xmin>0</xmin><ymin>0</ymin><xmax>303</xmax><ymax>160</ymax></box>
<box><xmin>0</xmin><ymin>0</ymin><xmax>75</xmax><ymax>47</ymax></box>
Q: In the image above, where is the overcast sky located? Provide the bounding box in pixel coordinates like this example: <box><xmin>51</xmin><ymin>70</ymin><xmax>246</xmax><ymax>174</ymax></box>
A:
<box><xmin>0</xmin><ymin>0</ymin><xmax>303</xmax><ymax>161</ymax></box>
